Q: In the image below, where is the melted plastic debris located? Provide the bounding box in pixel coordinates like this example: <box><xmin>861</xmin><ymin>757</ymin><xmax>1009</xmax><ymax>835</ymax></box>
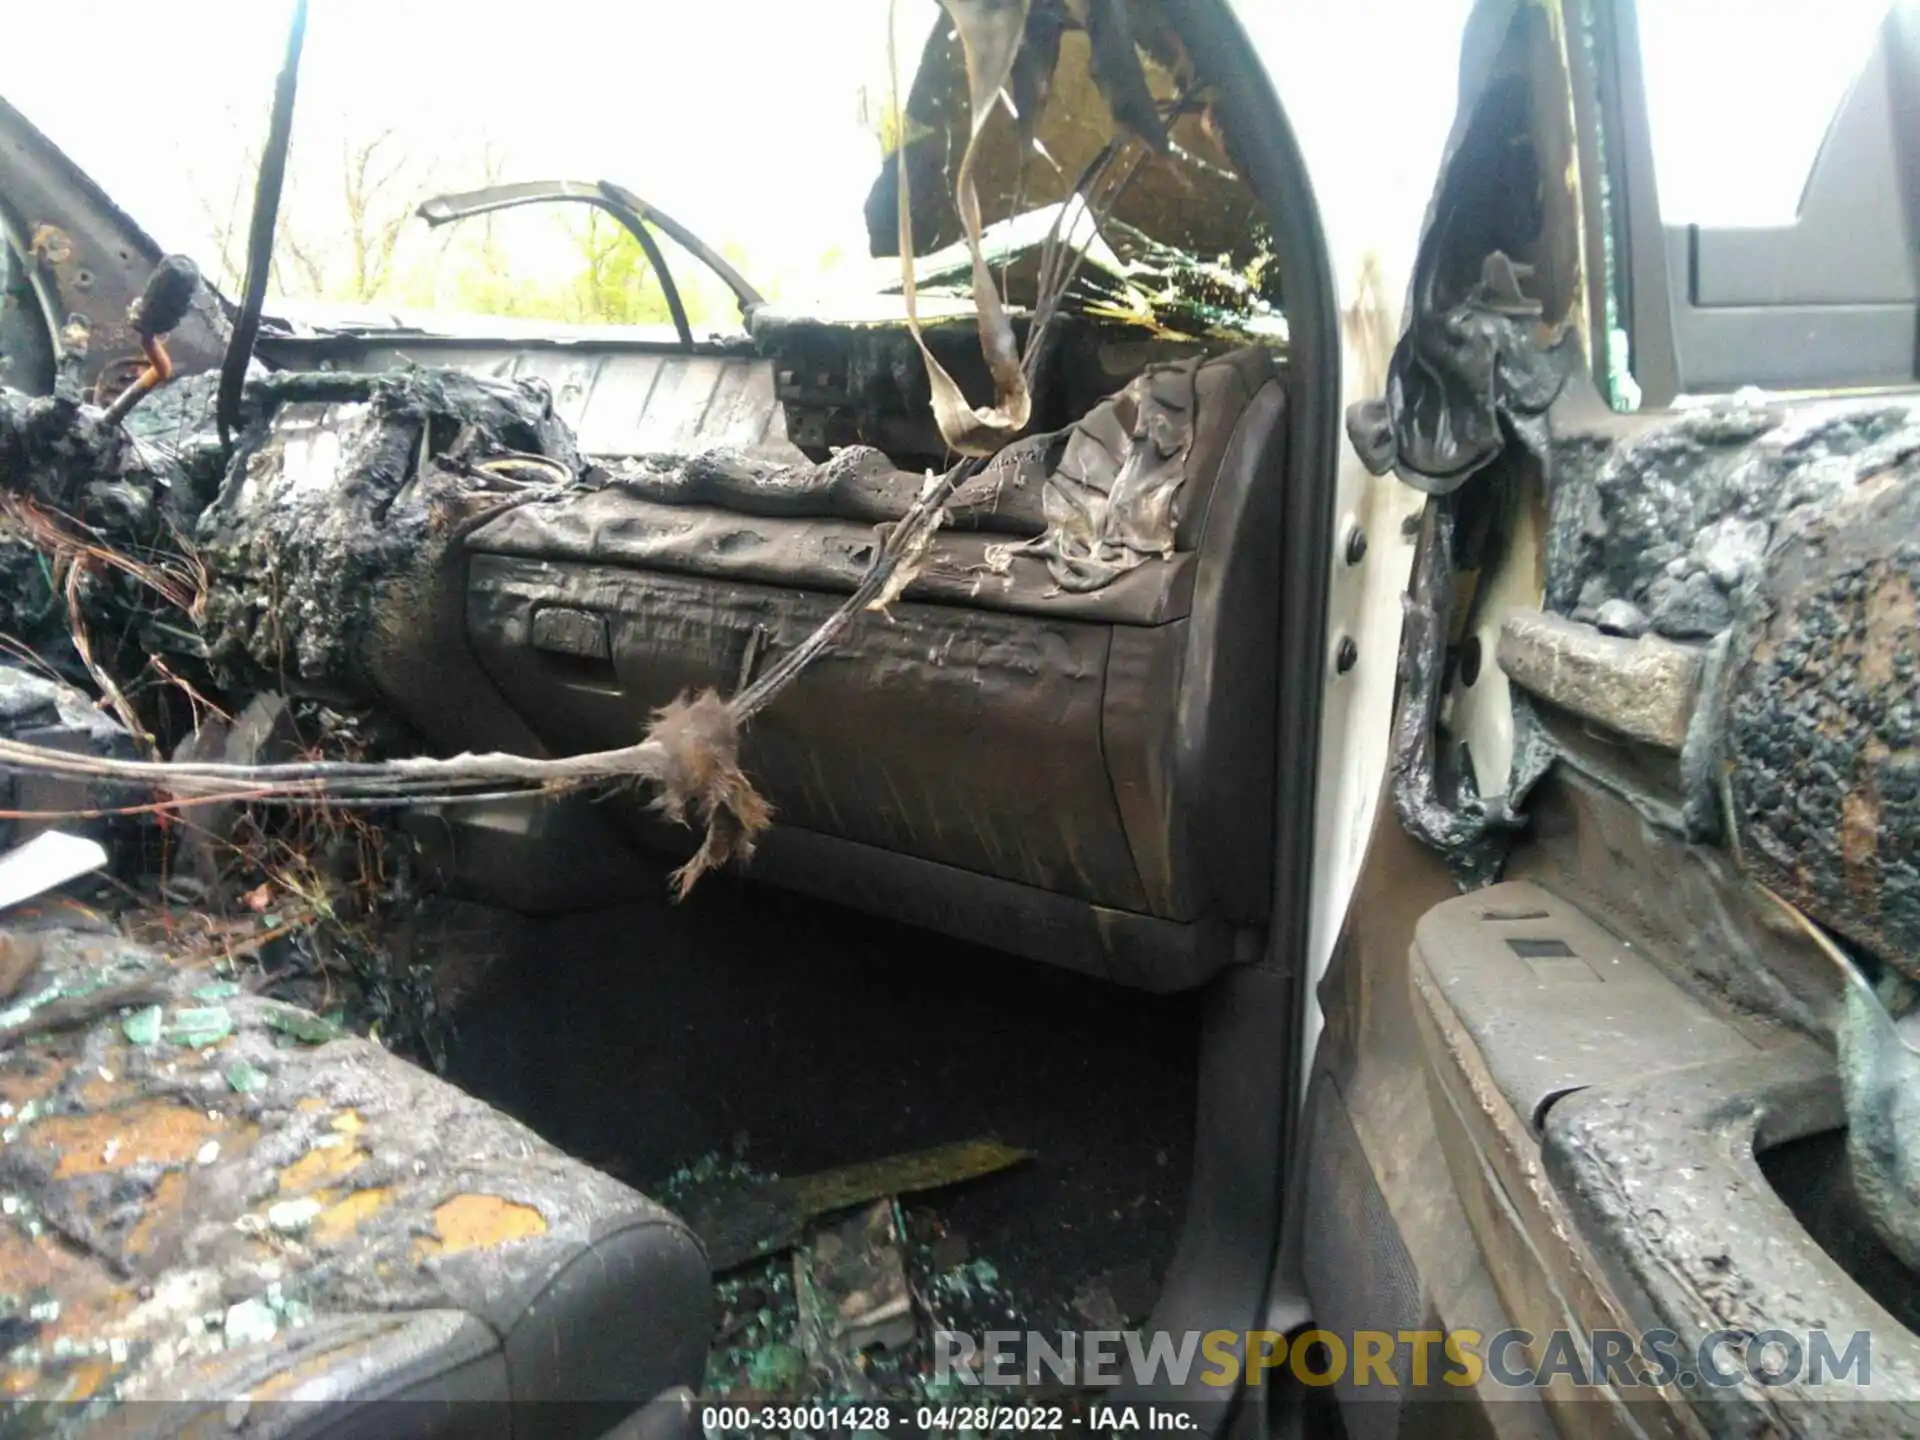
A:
<box><xmin>792</xmin><ymin>1200</ymin><xmax>915</xmax><ymax>1395</ymax></box>
<box><xmin>1547</xmin><ymin>398</ymin><xmax>1920</xmax><ymax>640</ymax></box>
<box><xmin>196</xmin><ymin>367</ymin><xmax>580</xmax><ymax>698</ymax></box>
<box><xmin>1028</xmin><ymin>361</ymin><xmax>1195</xmax><ymax>591</ymax></box>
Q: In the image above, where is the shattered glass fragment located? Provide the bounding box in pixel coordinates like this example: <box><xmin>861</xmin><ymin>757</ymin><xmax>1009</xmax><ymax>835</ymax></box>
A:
<box><xmin>121</xmin><ymin>1004</ymin><xmax>162</xmax><ymax>1047</ymax></box>
<box><xmin>221</xmin><ymin>1298</ymin><xmax>277</xmax><ymax>1349</ymax></box>
<box><xmin>163</xmin><ymin>1005</ymin><xmax>234</xmax><ymax>1048</ymax></box>
<box><xmin>262</xmin><ymin>1007</ymin><xmax>342</xmax><ymax>1045</ymax></box>
<box><xmin>746</xmin><ymin>1340</ymin><xmax>808</xmax><ymax>1391</ymax></box>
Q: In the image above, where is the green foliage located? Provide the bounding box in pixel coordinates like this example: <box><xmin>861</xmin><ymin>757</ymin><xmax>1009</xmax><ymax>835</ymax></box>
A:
<box><xmin>566</xmin><ymin>209</ymin><xmax>672</xmax><ymax>326</ymax></box>
<box><xmin>220</xmin><ymin>121</ymin><xmax>838</xmax><ymax>334</ymax></box>
<box><xmin>387</xmin><ymin>207</ymin><xmax>757</xmax><ymax>332</ymax></box>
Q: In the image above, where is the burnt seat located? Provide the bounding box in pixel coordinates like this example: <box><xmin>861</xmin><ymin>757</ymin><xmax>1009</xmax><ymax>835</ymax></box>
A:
<box><xmin>0</xmin><ymin>907</ymin><xmax>708</xmax><ymax>1438</ymax></box>
<box><xmin>463</xmin><ymin>347</ymin><xmax>1288</xmax><ymax>989</ymax></box>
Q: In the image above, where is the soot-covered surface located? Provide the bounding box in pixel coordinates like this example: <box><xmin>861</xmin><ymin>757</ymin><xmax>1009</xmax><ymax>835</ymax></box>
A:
<box><xmin>1546</xmin><ymin>399</ymin><xmax>1920</xmax><ymax>641</ymax></box>
<box><xmin>439</xmin><ymin>877</ymin><xmax>1200</xmax><ymax>1326</ymax></box>
<box><xmin>1760</xmin><ymin>1129</ymin><xmax>1920</xmax><ymax>1335</ymax></box>
<box><xmin>1724</xmin><ymin>455</ymin><xmax>1920</xmax><ymax>979</ymax></box>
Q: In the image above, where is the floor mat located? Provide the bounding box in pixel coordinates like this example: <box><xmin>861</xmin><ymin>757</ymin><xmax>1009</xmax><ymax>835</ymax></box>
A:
<box><xmin>440</xmin><ymin>877</ymin><xmax>1201</xmax><ymax>1393</ymax></box>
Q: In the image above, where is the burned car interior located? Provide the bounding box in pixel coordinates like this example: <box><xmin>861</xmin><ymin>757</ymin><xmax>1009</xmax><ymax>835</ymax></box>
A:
<box><xmin>4</xmin><ymin>0</ymin><xmax>1920</xmax><ymax>1435</ymax></box>
<box><xmin>1303</xmin><ymin>4</ymin><xmax>1920</xmax><ymax>1439</ymax></box>
<box><xmin>0</xmin><ymin>0</ymin><xmax>1321</xmax><ymax>1431</ymax></box>
<box><xmin>218</xmin><ymin>2</ymin><xmax>1295</xmax><ymax>988</ymax></box>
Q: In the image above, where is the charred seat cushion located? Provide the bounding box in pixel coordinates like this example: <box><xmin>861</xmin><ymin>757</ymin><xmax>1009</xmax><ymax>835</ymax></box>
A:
<box><xmin>0</xmin><ymin>909</ymin><xmax>709</xmax><ymax>1437</ymax></box>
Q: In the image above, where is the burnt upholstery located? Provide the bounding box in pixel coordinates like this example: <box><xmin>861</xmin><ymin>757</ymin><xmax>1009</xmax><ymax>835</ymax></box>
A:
<box><xmin>464</xmin><ymin>347</ymin><xmax>1288</xmax><ymax>989</ymax></box>
<box><xmin>0</xmin><ymin>906</ymin><xmax>709</xmax><ymax>1437</ymax></box>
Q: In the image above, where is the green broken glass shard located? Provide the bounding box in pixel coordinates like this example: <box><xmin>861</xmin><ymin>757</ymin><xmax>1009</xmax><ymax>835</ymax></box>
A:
<box><xmin>164</xmin><ymin>1006</ymin><xmax>234</xmax><ymax>1048</ymax></box>
<box><xmin>225</xmin><ymin>1060</ymin><xmax>267</xmax><ymax>1094</ymax></box>
<box><xmin>263</xmin><ymin>1008</ymin><xmax>342</xmax><ymax>1045</ymax></box>
<box><xmin>746</xmin><ymin>1341</ymin><xmax>807</xmax><ymax>1391</ymax></box>
<box><xmin>121</xmin><ymin>1005</ymin><xmax>162</xmax><ymax>1047</ymax></box>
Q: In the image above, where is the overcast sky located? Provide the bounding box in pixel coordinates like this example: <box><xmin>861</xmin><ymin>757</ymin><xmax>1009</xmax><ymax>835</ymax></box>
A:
<box><xmin>2</xmin><ymin>0</ymin><xmax>926</xmax><ymax>303</ymax></box>
<box><xmin>0</xmin><ymin>0</ymin><xmax>1894</xmax><ymax>307</ymax></box>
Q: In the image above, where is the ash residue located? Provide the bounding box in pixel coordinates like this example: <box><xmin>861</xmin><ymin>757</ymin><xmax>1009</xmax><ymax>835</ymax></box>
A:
<box><xmin>0</xmin><ymin>367</ymin><xmax>570</xmax><ymax>1064</ymax></box>
<box><xmin>120</xmin><ymin>370</ymin><xmax>229</xmax><ymax>515</ymax></box>
<box><xmin>195</xmin><ymin>367</ymin><xmax>580</xmax><ymax>698</ymax></box>
<box><xmin>1548</xmin><ymin>398</ymin><xmax>1920</xmax><ymax>639</ymax></box>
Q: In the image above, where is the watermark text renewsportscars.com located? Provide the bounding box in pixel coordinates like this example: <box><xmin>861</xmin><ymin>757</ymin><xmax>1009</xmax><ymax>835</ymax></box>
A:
<box><xmin>933</xmin><ymin>1328</ymin><xmax>1874</xmax><ymax>1391</ymax></box>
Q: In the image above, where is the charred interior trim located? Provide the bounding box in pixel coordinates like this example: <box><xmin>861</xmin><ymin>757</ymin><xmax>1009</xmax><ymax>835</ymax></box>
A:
<box><xmin>1368</xmin><ymin>248</ymin><xmax>1576</xmax><ymax>494</ymax></box>
<box><xmin>250</xmin><ymin>338</ymin><xmax>791</xmax><ymax>464</ymax></box>
<box><xmin>1496</xmin><ymin>609</ymin><xmax>1702</xmax><ymax>752</ymax></box>
<box><xmin>1724</xmin><ymin>448</ymin><xmax>1920</xmax><ymax>981</ymax></box>
<box><xmin>1321</xmin><ymin>0</ymin><xmax>1643</xmax><ymax>915</ymax></box>
<box><xmin>1363</xmin><ymin>0</ymin><xmax>1587</xmax><ymax>495</ymax></box>
<box><xmin>1390</xmin><ymin>497</ymin><xmax>1550</xmax><ymax>886</ymax></box>
<box><xmin>1509</xmin><ymin>770</ymin><xmax>1839</xmax><ymax>1041</ymax></box>
<box><xmin>1544</xmin><ymin>1048</ymin><xmax>1920</xmax><ymax>1431</ymax></box>
<box><xmin>747</xmin><ymin>308</ymin><xmax>1209</xmax><ymax>469</ymax></box>
<box><xmin>458</xmin><ymin>345</ymin><xmax>1286</xmax><ymax>951</ymax></box>
<box><xmin>195</xmin><ymin>368</ymin><xmax>581</xmax><ymax>734</ymax></box>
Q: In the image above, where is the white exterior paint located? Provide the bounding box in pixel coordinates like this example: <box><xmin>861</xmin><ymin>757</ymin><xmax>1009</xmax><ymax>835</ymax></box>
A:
<box><xmin>1229</xmin><ymin>0</ymin><xmax>1481</xmax><ymax>1091</ymax></box>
